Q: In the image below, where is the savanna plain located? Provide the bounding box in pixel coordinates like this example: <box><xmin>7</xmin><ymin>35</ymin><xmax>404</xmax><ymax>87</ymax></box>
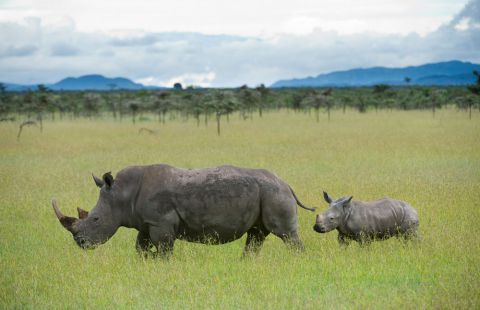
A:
<box><xmin>1</xmin><ymin>109</ymin><xmax>479</xmax><ymax>309</ymax></box>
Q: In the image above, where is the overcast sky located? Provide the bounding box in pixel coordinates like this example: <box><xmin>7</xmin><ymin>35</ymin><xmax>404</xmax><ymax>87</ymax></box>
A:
<box><xmin>1</xmin><ymin>0</ymin><xmax>479</xmax><ymax>87</ymax></box>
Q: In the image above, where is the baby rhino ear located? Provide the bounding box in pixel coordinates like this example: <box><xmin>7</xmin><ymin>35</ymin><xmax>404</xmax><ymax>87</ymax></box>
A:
<box><xmin>102</xmin><ymin>172</ymin><xmax>114</xmax><ymax>188</ymax></box>
<box><xmin>323</xmin><ymin>191</ymin><xmax>332</xmax><ymax>203</ymax></box>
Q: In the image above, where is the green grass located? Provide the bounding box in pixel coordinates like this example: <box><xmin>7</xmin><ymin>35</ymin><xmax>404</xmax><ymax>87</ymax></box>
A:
<box><xmin>1</xmin><ymin>108</ymin><xmax>479</xmax><ymax>309</ymax></box>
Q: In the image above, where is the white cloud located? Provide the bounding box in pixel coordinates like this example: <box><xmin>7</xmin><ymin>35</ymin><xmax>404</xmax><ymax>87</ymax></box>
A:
<box><xmin>0</xmin><ymin>0</ymin><xmax>478</xmax><ymax>86</ymax></box>
<box><xmin>0</xmin><ymin>0</ymin><xmax>468</xmax><ymax>36</ymax></box>
<box><xmin>136</xmin><ymin>72</ymin><xmax>216</xmax><ymax>88</ymax></box>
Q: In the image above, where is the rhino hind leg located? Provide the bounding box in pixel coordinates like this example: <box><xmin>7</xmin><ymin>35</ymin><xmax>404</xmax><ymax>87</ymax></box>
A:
<box><xmin>243</xmin><ymin>224</ymin><xmax>269</xmax><ymax>257</ymax></box>
<box><xmin>279</xmin><ymin>231</ymin><xmax>304</xmax><ymax>252</ymax></box>
<box><xmin>260</xmin><ymin>192</ymin><xmax>304</xmax><ymax>251</ymax></box>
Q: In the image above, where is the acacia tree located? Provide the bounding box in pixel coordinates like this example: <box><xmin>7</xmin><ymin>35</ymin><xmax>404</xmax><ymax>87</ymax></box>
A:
<box><xmin>466</xmin><ymin>70</ymin><xmax>480</xmax><ymax>119</ymax></box>
<box><xmin>0</xmin><ymin>83</ymin><xmax>12</xmax><ymax>120</ymax></box>
<box><xmin>83</xmin><ymin>93</ymin><xmax>101</xmax><ymax>119</ymax></box>
<box><xmin>153</xmin><ymin>92</ymin><xmax>171</xmax><ymax>124</ymax></box>
<box><xmin>255</xmin><ymin>84</ymin><xmax>270</xmax><ymax>117</ymax></box>
<box><xmin>129</xmin><ymin>102</ymin><xmax>140</xmax><ymax>124</ymax></box>
<box><xmin>372</xmin><ymin>84</ymin><xmax>390</xmax><ymax>113</ymax></box>
<box><xmin>203</xmin><ymin>90</ymin><xmax>238</xmax><ymax>136</ymax></box>
<box><xmin>302</xmin><ymin>90</ymin><xmax>333</xmax><ymax>122</ymax></box>
<box><xmin>189</xmin><ymin>93</ymin><xmax>204</xmax><ymax>126</ymax></box>
<box><xmin>356</xmin><ymin>95</ymin><xmax>367</xmax><ymax>113</ymax></box>
<box><xmin>237</xmin><ymin>87</ymin><xmax>260</xmax><ymax>120</ymax></box>
<box><xmin>35</xmin><ymin>84</ymin><xmax>52</xmax><ymax>131</ymax></box>
<box><xmin>102</xmin><ymin>92</ymin><xmax>118</xmax><ymax>120</ymax></box>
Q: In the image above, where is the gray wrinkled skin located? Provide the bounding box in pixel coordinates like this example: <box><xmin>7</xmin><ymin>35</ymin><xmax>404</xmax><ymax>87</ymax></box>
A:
<box><xmin>53</xmin><ymin>164</ymin><xmax>315</xmax><ymax>257</ymax></box>
<box><xmin>313</xmin><ymin>192</ymin><xmax>419</xmax><ymax>245</ymax></box>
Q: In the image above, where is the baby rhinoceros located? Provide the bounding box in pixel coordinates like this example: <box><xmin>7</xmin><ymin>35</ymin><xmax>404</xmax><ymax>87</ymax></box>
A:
<box><xmin>313</xmin><ymin>192</ymin><xmax>419</xmax><ymax>245</ymax></box>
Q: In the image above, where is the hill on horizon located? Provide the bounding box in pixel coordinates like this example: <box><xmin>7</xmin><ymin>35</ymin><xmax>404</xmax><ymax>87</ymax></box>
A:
<box><xmin>271</xmin><ymin>60</ymin><xmax>480</xmax><ymax>88</ymax></box>
<box><xmin>3</xmin><ymin>60</ymin><xmax>480</xmax><ymax>91</ymax></box>
<box><xmin>2</xmin><ymin>74</ymin><xmax>165</xmax><ymax>91</ymax></box>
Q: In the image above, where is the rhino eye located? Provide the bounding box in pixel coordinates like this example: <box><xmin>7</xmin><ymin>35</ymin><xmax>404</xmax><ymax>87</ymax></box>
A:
<box><xmin>329</xmin><ymin>216</ymin><xmax>335</xmax><ymax>221</ymax></box>
<box><xmin>93</xmin><ymin>217</ymin><xmax>99</xmax><ymax>222</ymax></box>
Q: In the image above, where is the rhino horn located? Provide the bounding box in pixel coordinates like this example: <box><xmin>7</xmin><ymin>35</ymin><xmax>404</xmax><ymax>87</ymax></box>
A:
<box><xmin>52</xmin><ymin>199</ymin><xmax>77</xmax><ymax>232</ymax></box>
<box><xmin>77</xmin><ymin>207</ymin><xmax>89</xmax><ymax>219</ymax></box>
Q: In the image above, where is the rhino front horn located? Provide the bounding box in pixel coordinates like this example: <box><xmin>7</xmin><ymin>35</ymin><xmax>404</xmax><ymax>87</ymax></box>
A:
<box><xmin>52</xmin><ymin>199</ymin><xmax>77</xmax><ymax>232</ymax></box>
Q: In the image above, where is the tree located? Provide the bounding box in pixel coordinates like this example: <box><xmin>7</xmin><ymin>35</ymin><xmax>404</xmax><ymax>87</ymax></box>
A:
<box><xmin>83</xmin><ymin>93</ymin><xmax>101</xmax><ymax>119</ymax></box>
<box><xmin>35</xmin><ymin>84</ymin><xmax>52</xmax><ymax>131</ymax></box>
<box><xmin>302</xmin><ymin>89</ymin><xmax>333</xmax><ymax>122</ymax></box>
<box><xmin>203</xmin><ymin>90</ymin><xmax>239</xmax><ymax>136</ymax></box>
<box><xmin>173</xmin><ymin>82</ymin><xmax>183</xmax><ymax>90</ymax></box>
<box><xmin>102</xmin><ymin>92</ymin><xmax>118</xmax><ymax>120</ymax></box>
<box><xmin>466</xmin><ymin>70</ymin><xmax>480</xmax><ymax>119</ymax></box>
<box><xmin>255</xmin><ymin>84</ymin><xmax>270</xmax><ymax>117</ymax></box>
<box><xmin>153</xmin><ymin>92</ymin><xmax>171</xmax><ymax>124</ymax></box>
<box><xmin>372</xmin><ymin>84</ymin><xmax>390</xmax><ymax>113</ymax></box>
<box><xmin>356</xmin><ymin>95</ymin><xmax>367</xmax><ymax>113</ymax></box>
<box><xmin>237</xmin><ymin>87</ymin><xmax>260</xmax><ymax>120</ymax></box>
<box><xmin>129</xmin><ymin>102</ymin><xmax>140</xmax><ymax>124</ymax></box>
<box><xmin>0</xmin><ymin>83</ymin><xmax>11</xmax><ymax>119</ymax></box>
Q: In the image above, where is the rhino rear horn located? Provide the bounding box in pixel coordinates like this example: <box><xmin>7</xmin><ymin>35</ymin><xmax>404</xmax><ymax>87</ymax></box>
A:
<box><xmin>77</xmin><ymin>207</ymin><xmax>89</xmax><ymax>219</ymax></box>
<box><xmin>52</xmin><ymin>199</ymin><xmax>77</xmax><ymax>232</ymax></box>
<box><xmin>93</xmin><ymin>174</ymin><xmax>104</xmax><ymax>188</ymax></box>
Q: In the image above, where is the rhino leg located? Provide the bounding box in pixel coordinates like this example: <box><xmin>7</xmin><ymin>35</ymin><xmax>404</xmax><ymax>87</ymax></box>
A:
<box><xmin>279</xmin><ymin>231</ymin><xmax>304</xmax><ymax>252</ymax></box>
<box><xmin>135</xmin><ymin>230</ymin><xmax>153</xmax><ymax>257</ymax></box>
<box><xmin>338</xmin><ymin>233</ymin><xmax>351</xmax><ymax>247</ymax></box>
<box><xmin>148</xmin><ymin>225</ymin><xmax>176</xmax><ymax>259</ymax></box>
<box><xmin>401</xmin><ymin>227</ymin><xmax>420</xmax><ymax>243</ymax></box>
<box><xmin>260</xmin><ymin>190</ymin><xmax>304</xmax><ymax>252</ymax></box>
<box><xmin>243</xmin><ymin>225</ymin><xmax>269</xmax><ymax>257</ymax></box>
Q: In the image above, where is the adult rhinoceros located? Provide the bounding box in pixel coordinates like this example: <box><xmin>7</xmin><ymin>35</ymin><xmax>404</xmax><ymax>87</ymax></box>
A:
<box><xmin>53</xmin><ymin>164</ymin><xmax>315</xmax><ymax>257</ymax></box>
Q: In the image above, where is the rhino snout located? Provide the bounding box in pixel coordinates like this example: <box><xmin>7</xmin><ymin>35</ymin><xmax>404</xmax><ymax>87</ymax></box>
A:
<box><xmin>74</xmin><ymin>235</ymin><xmax>95</xmax><ymax>249</ymax></box>
<box><xmin>313</xmin><ymin>223</ymin><xmax>327</xmax><ymax>233</ymax></box>
<box><xmin>313</xmin><ymin>214</ymin><xmax>327</xmax><ymax>233</ymax></box>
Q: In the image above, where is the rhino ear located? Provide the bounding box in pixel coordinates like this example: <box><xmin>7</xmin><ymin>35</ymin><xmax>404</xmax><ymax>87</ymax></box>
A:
<box><xmin>93</xmin><ymin>174</ymin><xmax>104</xmax><ymax>188</ymax></box>
<box><xmin>323</xmin><ymin>191</ymin><xmax>332</xmax><ymax>203</ymax></box>
<box><xmin>341</xmin><ymin>196</ymin><xmax>353</xmax><ymax>209</ymax></box>
<box><xmin>342</xmin><ymin>196</ymin><xmax>353</xmax><ymax>211</ymax></box>
<box><xmin>103</xmin><ymin>172</ymin><xmax>114</xmax><ymax>188</ymax></box>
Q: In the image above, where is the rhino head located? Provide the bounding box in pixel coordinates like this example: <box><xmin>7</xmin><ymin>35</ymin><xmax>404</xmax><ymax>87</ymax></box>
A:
<box><xmin>313</xmin><ymin>191</ymin><xmax>352</xmax><ymax>233</ymax></box>
<box><xmin>52</xmin><ymin>172</ymin><xmax>120</xmax><ymax>249</ymax></box>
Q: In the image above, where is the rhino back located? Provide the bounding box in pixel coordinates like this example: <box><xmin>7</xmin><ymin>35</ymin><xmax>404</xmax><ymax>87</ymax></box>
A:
<box><xmin>133</xmin><ymin>165</ymin><xmax>275</xmax><ymax>242</ymax></box>
<box><xmin>342</xmin><ymin>198</ymin><xmax>413</xmax><ymax>237</ymax></box>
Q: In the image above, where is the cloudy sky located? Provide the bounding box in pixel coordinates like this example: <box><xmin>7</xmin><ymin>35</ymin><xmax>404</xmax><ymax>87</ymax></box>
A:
<box><xmin>1</xmin><ymin>0</ymin><xmax>479</xmax><ymax>87</ymax></box>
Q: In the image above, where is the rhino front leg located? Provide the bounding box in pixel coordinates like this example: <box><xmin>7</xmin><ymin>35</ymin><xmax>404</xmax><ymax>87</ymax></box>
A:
<box><xmin>149</xmin><ymin>225</ymin><xmax>176</xmax><ymax>259</ymax></box>
<box><xmin>338</xmin><ymin>233</ymin><xmax>351</xmax><ymax>247</ymax></box>
<box><xmin>135</xmin><ymin>230</ymin><xmax>152</xmax><ymax>257</ymax></box>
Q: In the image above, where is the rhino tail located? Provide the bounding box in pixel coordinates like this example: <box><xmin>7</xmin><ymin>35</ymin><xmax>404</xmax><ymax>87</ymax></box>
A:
<box><xmin>289</xmin><ymin>186</ymin><xmax>316</xmax><ymax>212</ymax></box>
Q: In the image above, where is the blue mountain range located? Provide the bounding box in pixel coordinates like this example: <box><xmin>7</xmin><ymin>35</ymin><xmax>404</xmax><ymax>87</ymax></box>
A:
<box><xmin>271</xmin><ymin>60</ymin><xmax>480</xmax><ymax>88</ymax></box>
<box><xmin>2</xmin><ymin>60</ymin><xmax>479</xmax><ymax>91</ymax></box>
<box><xmin>2</xmin><ymin>74</ymin><xmax>165</xmax><ymax>91</ymax></box>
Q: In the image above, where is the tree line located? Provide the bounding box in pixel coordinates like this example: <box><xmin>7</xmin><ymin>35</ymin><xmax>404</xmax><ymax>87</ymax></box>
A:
<box><xmin>1</xmin><ymin>80</ymin><xmax>479</xmax><ymax>135</ymax></box>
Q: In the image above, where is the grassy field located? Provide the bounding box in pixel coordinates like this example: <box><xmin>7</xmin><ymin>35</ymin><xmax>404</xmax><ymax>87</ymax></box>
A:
<box><xmin>1</xmin><ymin>108</ymin><xmax>479</xmax><ymax>309</ymax></box>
